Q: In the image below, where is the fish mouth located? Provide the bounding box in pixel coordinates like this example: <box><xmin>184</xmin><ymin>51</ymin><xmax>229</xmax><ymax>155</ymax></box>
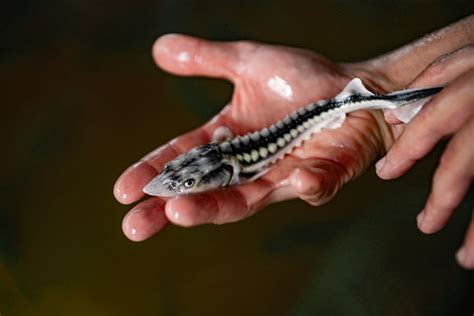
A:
<box><xmin>142</xmin><ymin>176</ymin><xmax>176</xmax><ymax>197</ymax></box>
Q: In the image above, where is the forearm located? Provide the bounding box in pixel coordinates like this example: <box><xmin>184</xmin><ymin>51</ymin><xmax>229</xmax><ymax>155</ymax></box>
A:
<box><xmin>348</xmin><ymin>14</ymin><xmax>474</xmax><ymax>91</ymax></box>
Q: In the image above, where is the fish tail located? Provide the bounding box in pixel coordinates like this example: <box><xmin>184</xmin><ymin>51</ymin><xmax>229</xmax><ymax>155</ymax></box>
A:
<box><xmin>386</xmin><ymin>86</ymin><xmax>443</xmax><ymax>103</ymax></box>
<box><xmin>385</xmin><ymin>86</ymin><xmax>443</xmax><ymax>123</ymax></box>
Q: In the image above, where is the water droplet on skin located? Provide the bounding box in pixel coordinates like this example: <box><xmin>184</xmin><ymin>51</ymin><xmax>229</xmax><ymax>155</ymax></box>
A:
<box><xmin>267</xmin><ymin>75</ymin><xmax>293</xmax><ymax>101</ymax></box>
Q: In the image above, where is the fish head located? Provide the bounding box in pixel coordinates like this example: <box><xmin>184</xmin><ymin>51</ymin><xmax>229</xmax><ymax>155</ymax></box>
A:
<box><xmin>143</xmin><ymin>143</ymin><xmax>235</xmax><ymax>196</ymax></box>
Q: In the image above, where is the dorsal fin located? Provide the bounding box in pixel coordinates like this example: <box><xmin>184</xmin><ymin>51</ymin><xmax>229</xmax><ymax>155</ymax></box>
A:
<box><xmin>335</xmin><ymin>78</ymin><xmax>374</xmax><ymax>100</ymax></box>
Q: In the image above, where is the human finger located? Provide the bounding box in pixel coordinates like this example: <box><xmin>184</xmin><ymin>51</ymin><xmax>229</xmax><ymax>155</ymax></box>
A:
<box><xmin>122</xmin><ymin>197</ymin><xmax>169</xmax><ymax>242</ymax></box>
<box><xmin>164</xmin><ymin>177</ymin><xmax>275</xmax><ymax>227</ymax></box>
<box><xmin>152</xmin><ymin>34</ymin><xmax>242</xmax><ymax>81</ymax></box>
<box><xmin>384</xmin><ymin>45</ymin><xmax>474</xmax><ymax>125</ymax></box>
<box><xmin>416</xmin><ymin>119</ymin><xmax>474</xmax><ymax>234</ymax></box>
<box><xmin>376</xmin><ymin>69</ymin><xmax>474</xmax><ymax>179</ymax></box>
<box><xmin>456</xmin><ymin>213</ymin><xmax>474</xmax><ymax>269</ymax></box>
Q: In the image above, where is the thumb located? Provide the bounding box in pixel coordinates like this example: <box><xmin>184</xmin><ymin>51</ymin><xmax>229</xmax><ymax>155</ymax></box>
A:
<box><xmin>152</xmin><ymin>34</ymin><xmax>240</xmax><ymax>81</ymax></box>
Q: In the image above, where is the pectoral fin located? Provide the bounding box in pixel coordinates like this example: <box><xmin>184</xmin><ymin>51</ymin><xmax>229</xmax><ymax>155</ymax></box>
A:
<box><xmin>335</xmin><ymin>78</ymin><xmax>374</xmax><ymax>100</ymax></box>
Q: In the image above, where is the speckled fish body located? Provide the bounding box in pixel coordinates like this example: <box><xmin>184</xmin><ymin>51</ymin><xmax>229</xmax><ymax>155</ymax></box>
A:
<box><xmin>144</xmin><ymin>78</ymin><xmax>442</xmax><ymax>196</ymax></box>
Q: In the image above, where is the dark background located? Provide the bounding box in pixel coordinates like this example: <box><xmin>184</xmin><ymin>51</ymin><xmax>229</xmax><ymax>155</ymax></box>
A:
<box><xmin>1</xmin><ymin>1</ymin><xmax>473</xmax><ymax>315</ymax></box>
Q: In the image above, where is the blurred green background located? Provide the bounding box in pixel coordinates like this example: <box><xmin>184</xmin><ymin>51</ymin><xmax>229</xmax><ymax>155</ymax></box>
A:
<box><xmin>1</xmin><ymin>1</ymin><xmax>473</xmax><ymax>315</ymax></box>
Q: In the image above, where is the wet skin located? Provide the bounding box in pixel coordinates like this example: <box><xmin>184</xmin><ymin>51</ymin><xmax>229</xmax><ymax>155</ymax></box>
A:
<box><xmin>114</xmin><ymin>15</ymin><xmax>474</xmax><ymax>268</ymax></box>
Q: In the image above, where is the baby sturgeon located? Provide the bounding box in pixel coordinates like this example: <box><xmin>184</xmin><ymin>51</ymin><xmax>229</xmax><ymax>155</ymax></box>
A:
<box><xmin>143</xmin><ymin>78</ymin><xmax>441</xmax><ymax>197</ymax></box>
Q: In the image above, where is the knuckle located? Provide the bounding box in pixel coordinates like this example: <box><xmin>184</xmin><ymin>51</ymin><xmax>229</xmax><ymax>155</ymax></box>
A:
<box><xmin>451</xmin><ymin>44</ymin><xmax>474</xmax><ymax>59</ymax></box>
<box><xmin>408</xmin><ymin>141</ymin><xmax>431</xmax><ymax>160</ymax></box>
<box><xmin>427</xmin><ymin>183</ymin><xmax>457</xmax><ymax>213</ymax></box>
<box><xmin>415</xmin><ymin>103</ymin><xmax>443</xmax><ymax>130</ymax></box>
<box><xmin>441</xmin><ymin>137</ymin><xmax>466</xmax><ymax>168</ymax></box>
<box><xmin>416</xmin><ymin>97</ymin><xmax>471</xmax><ymax>138</ymax></box>
<box><xmin>438</xmin><ymin>148</ymin><xmax>455</xmax><ymax>170</ymax></box>
<box><xmin>302</xmin><ymin>177</ymin><xmax>324</xmax><ymax>196</ymax></box>
<box><xmin>431</xmin><ymin>50</ymin><xmax>451</xmax><ymax>64</ymax></box>
<box><xmin>425</xmin><ymin>196</ymin><xmax>449</xmax><ymax>216</ymax></box>
<box><xmin>424</xmin><ymin>56</ymin><xmax>449</xmax><ymax>77</ymax></box>
<box><xmin>429</xmin><ymin>44</ymin><xmax>474</xmax><ymax>71</ymax></box>
<box><xmin>434</xmin><ymin>192</ymin><xmax>456</xmax><ymax>211</ymax></box>
<box><xmin>443</xmin><ymin>118</ymin><xmax>464</xmax><ymax>134</ymax></box>
<box><xmin>412</xmin><ymin>44</ymin><xmax>474</xmax><ymax>87</ymax></box>
<box><xmin>388</xmin><ymin>138</ymin><xmax>410</xmax><ymax>160</ymax></box>
<box><xmin>389</xmin><ymin>136</ymin><xmax>426</xmax><ymax>162</ymax></box>
<box><xmin>415</xmin><ymin>108</ymin><xmax>456</xmax><ymax>137</ymax></box>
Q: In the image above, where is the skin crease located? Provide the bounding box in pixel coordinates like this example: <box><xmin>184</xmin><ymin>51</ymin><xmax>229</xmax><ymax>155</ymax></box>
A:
<box><xmin>114</xmin><ymin>16</ymin><xmax>474</xmax><ymax>268</ymax></box>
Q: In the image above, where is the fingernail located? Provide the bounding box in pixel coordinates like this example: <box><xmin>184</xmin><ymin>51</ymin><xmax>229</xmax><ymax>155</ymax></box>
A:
<box><xmin>416</xmin><ymin>210</ymin><xmax>425</xmax><ymax>227</ymax></box>
<box><xmin>375</xmin><ymin>157</ymin><xmax>386</xmax><ymax>173</ymax></box>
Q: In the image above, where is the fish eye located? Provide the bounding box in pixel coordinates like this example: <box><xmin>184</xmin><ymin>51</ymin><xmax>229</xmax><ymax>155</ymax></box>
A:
<box><xmin>183</xmin><ymin>178</ymin><xmax>195</xmax><ymax>188</ymax></box>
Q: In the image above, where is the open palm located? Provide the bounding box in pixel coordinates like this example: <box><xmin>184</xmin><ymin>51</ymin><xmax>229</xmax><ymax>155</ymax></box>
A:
<box><xmin>114</xmin><ymin>34</ymin><xmax>389</xmax><ymax>241</ymax></box>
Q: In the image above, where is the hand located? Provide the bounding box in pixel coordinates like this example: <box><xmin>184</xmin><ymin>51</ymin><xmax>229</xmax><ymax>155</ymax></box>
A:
<box><xmin>377</xmin><ymin>45</ymin><xmax>474</xmax><ymax>269</ymax></box>
<box><xmin>113</xmin><ymin>34</ymin><xmax>390</xmax><ymax>241</ymax></box>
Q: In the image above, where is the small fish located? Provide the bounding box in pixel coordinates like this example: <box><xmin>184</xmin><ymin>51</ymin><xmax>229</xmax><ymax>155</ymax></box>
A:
<box><xmin>144</xmin><ymin>78</ymin><xmax>441</xmax><ymax>197</ymax></box>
